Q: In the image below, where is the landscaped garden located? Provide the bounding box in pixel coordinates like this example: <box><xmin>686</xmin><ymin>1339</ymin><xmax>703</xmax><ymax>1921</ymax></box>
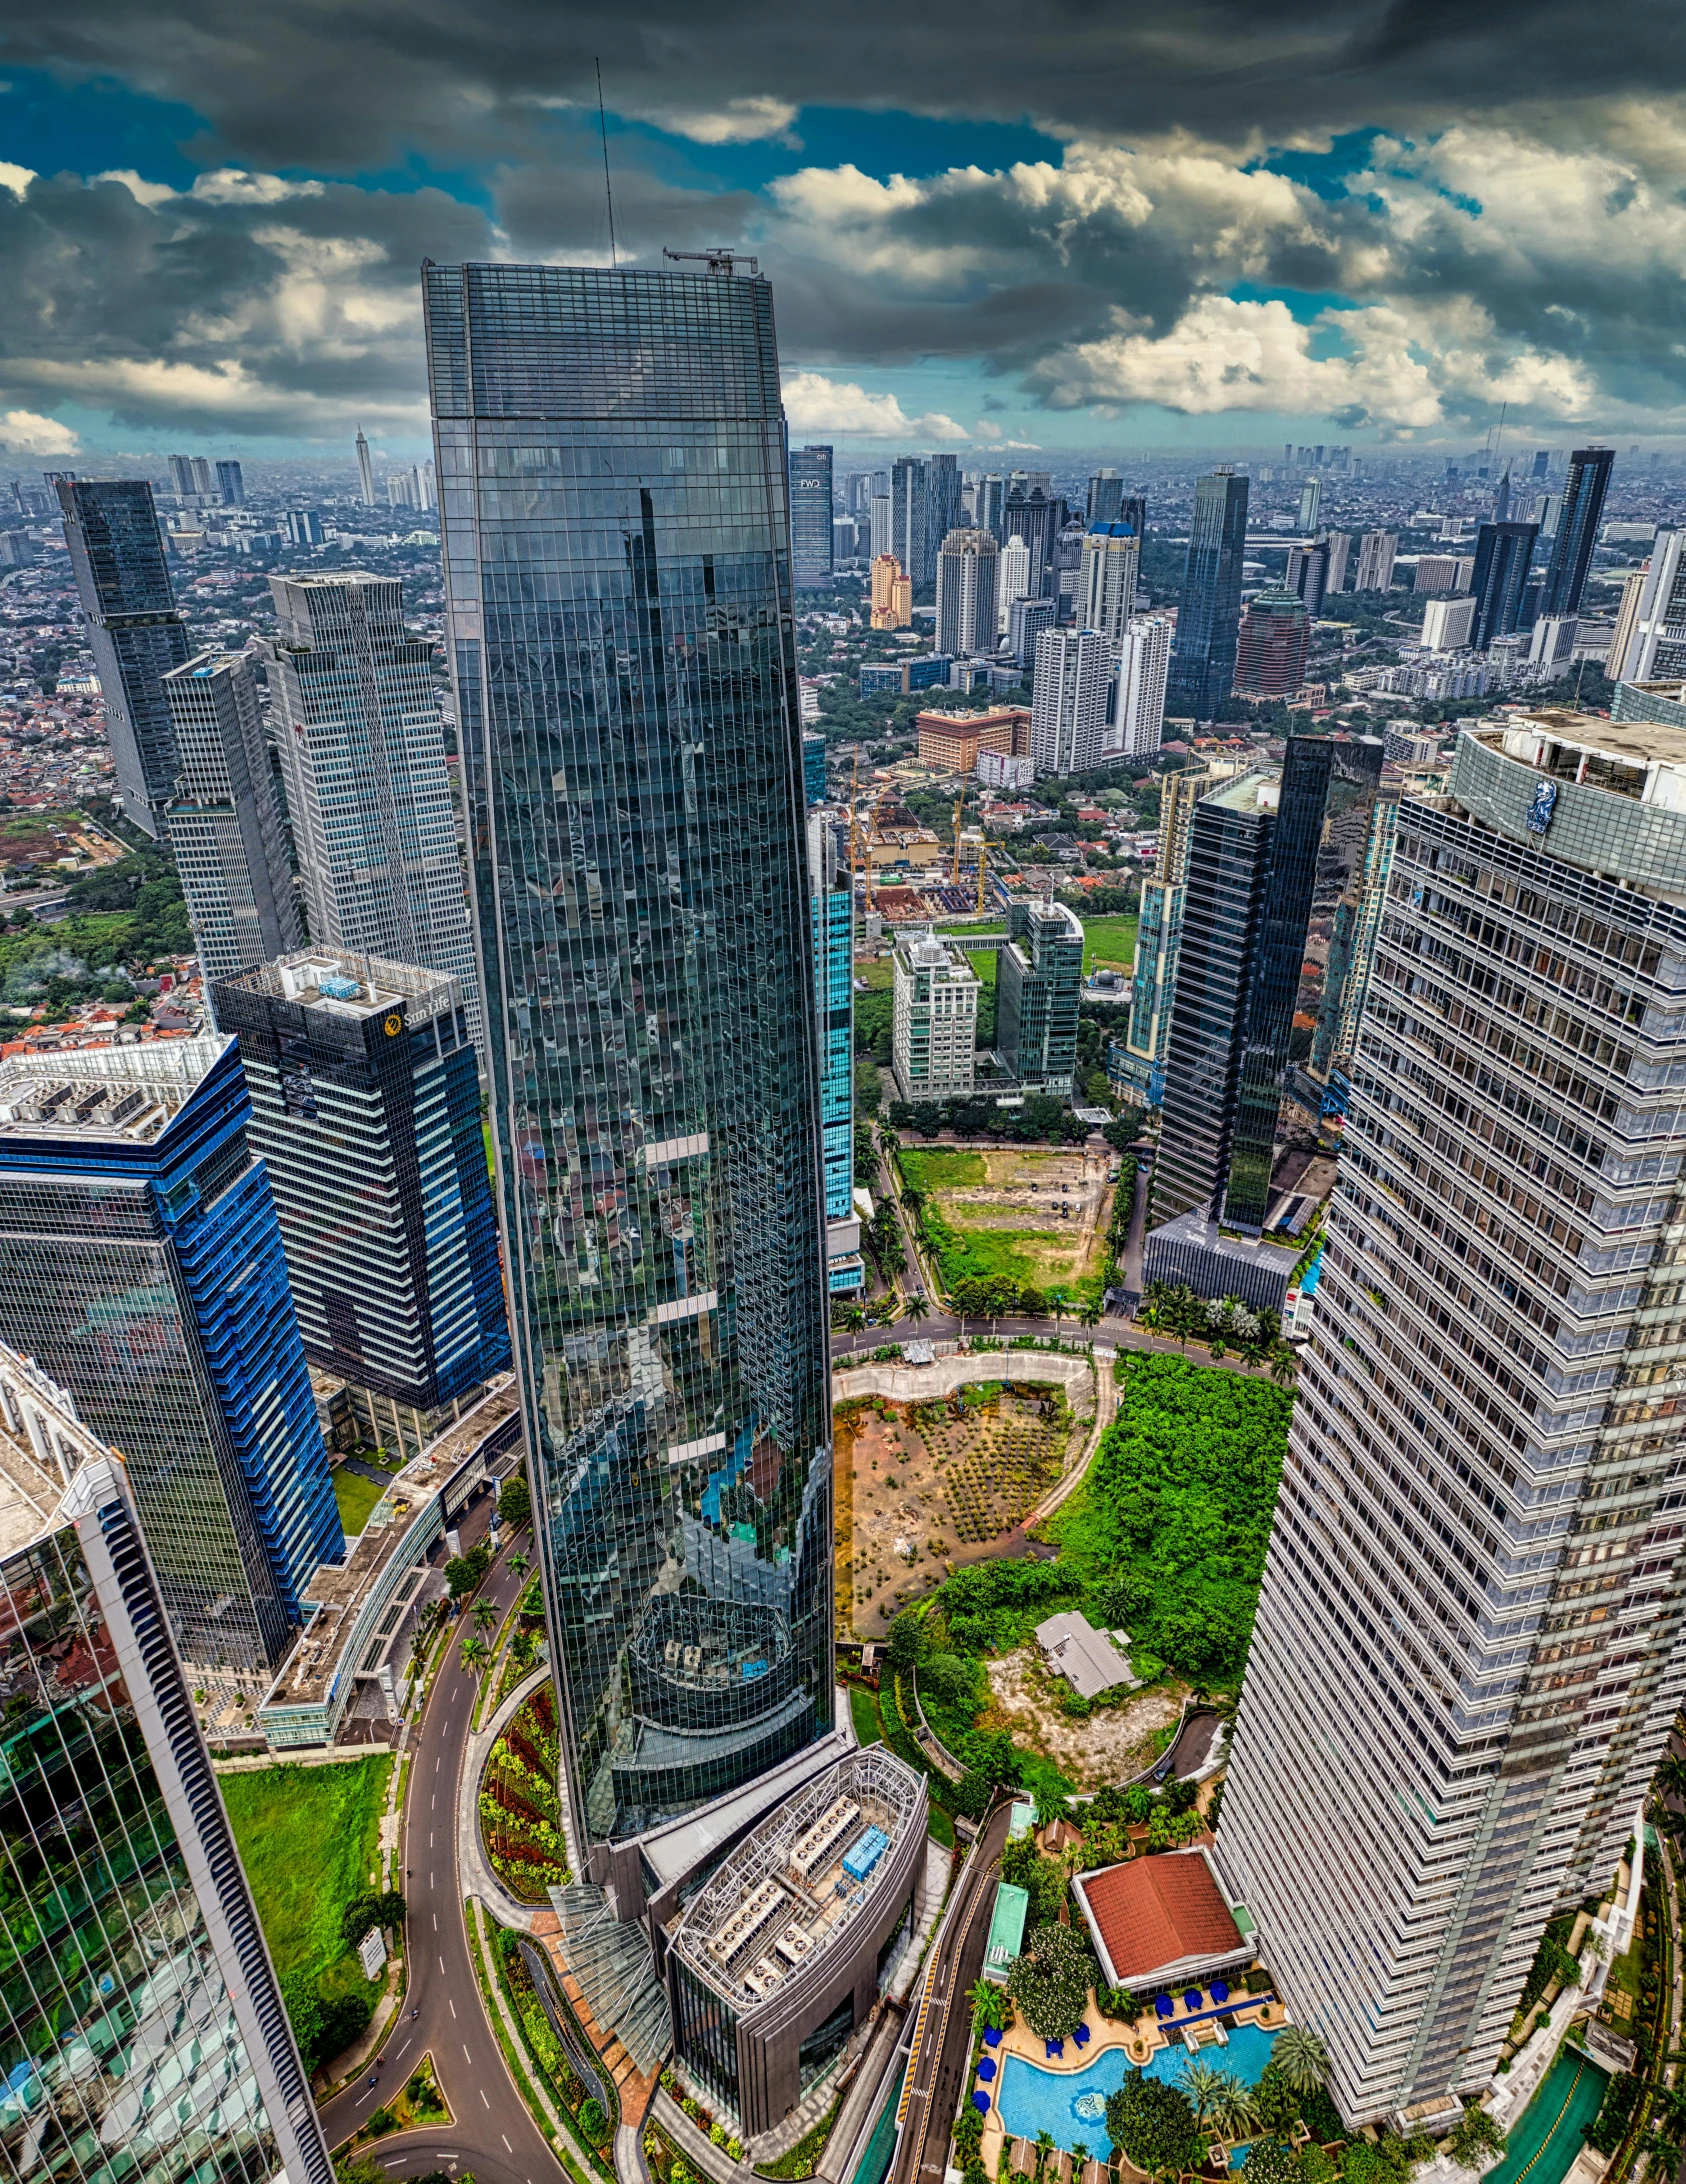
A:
<box><xmin>480</xmin><ymin>1682</ymin><xmax>571</xmax><ymax>1899</ymax></box>
<box><xmin>330</xmin><ymin>1465</ymin><xmax>387</xmax><ymax>1537</ymax></box>
<box><xmin>221</xmin><ymin>1753</ymin><xmax>394</xmax><ymax>2071</ymax></box>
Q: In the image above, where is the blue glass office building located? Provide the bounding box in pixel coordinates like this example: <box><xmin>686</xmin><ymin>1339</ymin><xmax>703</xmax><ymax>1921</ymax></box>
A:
<box><xmin>809</xmin><ymin>815</ymin><xmax>855</xmax><ymax>1235</ymax></box>
<box><xmin>1166</xmin><ymin>469</ymin><xmax>1249</xmax><ymax>720</ymax></box>
<box><xmin>423</xmin><ymin>260</ymin><xmax>833</xmax><ymax>1860</ymax></box>
<box><xmin>0</xmin><ymin>1038</ymin><xmax>343</xmax><ymax>1668</ymax></box>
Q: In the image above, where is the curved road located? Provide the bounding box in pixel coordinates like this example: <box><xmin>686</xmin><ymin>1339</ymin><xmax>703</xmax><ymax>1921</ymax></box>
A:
<box><xmin>319</xmin><ymin>1503</ymin><xmax>562</xmax><ymax>2184</ymax></box>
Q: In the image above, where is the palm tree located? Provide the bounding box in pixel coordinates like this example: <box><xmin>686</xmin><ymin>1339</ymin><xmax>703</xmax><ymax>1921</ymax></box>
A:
<box><xmin>459</xmin><ymin>1635</ymin><xmax>491</xmax><ymax>1678</ymax></box>
<box><xmin>1177</xmin><ymin>2059</ymin><xmax>1230</xmax><ymax>2123</ymax></box>
<box><xmin>1656</xmin><ymin>1752</ymin><xmax>1686</xmax><ymax>1808</ymax></box>
<box><xmin>1271</xmin><ymin>2024</ymin><xmax>1332</xmax><ymax>2094</ymax></box>
<box><xmin>1078</xmin><ymin>1293</ymin><xmax>1103</xmax><ymax>1332</ymax></box>
<box><xmin>472</xmin><ymin>1597</ymin><xmax>498</xmax><ymax>1635</ymax></box>
<box><xmin>1206</xmin><ymin>2075</ymin><xmax>1260</xmax><ymax>2145</ymax></box>
<box><xmin>1268</xmin><ymin>1340</ymin><xmax>1300</xmax><ymax>1387</ymax></box>
<box><xmin>507</xmin><ymin>1552</ymin><xmax>530</xmax><ymax>1581</ymax></box>
<box><xmin>903</xmin><ymin>1292</ymin><xmax>930</xmax><ymax>1327</ymax></box>
<box><xmin>1048</xmin><ymin>1286</ymin><xmax>1070</xmax><ymax>1342</ymax></box>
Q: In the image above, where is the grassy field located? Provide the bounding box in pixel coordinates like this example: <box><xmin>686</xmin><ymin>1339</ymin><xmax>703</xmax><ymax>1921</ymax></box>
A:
<box><xmin>937</xmin><ymin>919</ymin><xmax>1006</xmax><ymax>935</ymax></box>
<box><xmin>909</xmin><ymin>1147</ymin><xmax>1110</xmax><ymax>1295</ymax></box>
<box><xmin>857</xmin><ymin>957</ymin><xmax>894</xmax><ymax>991</ymax></box>
<box><xmin>849</xmin><ymin>1686</ymin><xmax>881</xmax><ymax>1747</ymax></box>
<box><xmin>1081</xmin><ymin>913</ymin><xmax>1138</xmax><ymax>973</ymax></box>
<box><xmin>222</xmin><ymin>1755</ymin><xmax>392</xmax><ymax>2001</ymax></box>
<box><xmin>899</xmin><ymin>1149</ymin><xmax>986</xmax><ymax>1189</ymax></box>
<box><xmin>332</xmin><ymin>1467</ymin><xmax>385</xmax><ymax>1538</ymax></box>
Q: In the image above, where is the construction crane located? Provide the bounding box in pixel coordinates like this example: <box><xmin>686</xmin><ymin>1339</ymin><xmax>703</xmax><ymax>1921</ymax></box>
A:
<box><xmin>949</xmin><ymin>793</ymin><xmax>966</xmax><ymax>885</ymax></box>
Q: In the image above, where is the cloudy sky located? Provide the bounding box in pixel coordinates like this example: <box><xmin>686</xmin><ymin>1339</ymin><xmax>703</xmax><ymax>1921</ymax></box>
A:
<box><xmin>1</xmin><ymin>0</ymin><xmax>1684</xmax><ymax>458</ymax></box>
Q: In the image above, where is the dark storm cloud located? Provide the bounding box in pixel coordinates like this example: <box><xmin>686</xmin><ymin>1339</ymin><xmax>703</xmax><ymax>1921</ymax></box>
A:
<box><xmin>1</xmin><ymin>0</ymin><xmax>1681</xmax><ymax>169</ymax></box>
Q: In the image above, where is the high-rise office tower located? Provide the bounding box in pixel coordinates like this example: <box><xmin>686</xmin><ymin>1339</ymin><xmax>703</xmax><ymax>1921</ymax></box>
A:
<box><xmin>0</xmin><ymin>1363</ymin><xmax>332</xmax><ymax>2184</ymax></box>
<box><xmin>355</xmin><ymin>424</ymin><xmax>376</xmax><ymax>505</ymax></box>
<box><xmin>1297</xmin><ymin>476</ymin><xmax>1322</xmax><ymax>532</ymax></box>
<box><xmin>1354</xmin><ymin>529</ymin><xmax>1398</xmax><ymax>592</ymax></box>
<box><xmin>870</xmin><ymin>552</ymin><xmax>912</xmax><ymax>630</ymax></box>
<box><xmin>891</xmin><ymin>456</ymin><xmax>932</xmax><ymax>596</ymax></box>
<box><xmin>975</xmin><ymin>472</ymin><xmax>1006</xmax><ymax>539</ymax></box>
<box><xmin>1492</xmin><ymin>468</ymin><xmax>1513</xmax><ymax>524</ymax></box>
<box><xmin>1151</xmin><ymin>734</ymin><xmax>1384</xmax><ymax>1237</ymax></box>
<box><xmin>928</xmin><ymin>453</ymin><xmax>962</xmax><ymax>578</ymax></box>
<box><xmin>0</xmin><ymin>1037</ymin><xmax>342</xmax><ymax>1667</ymax></box>
<box><xmin>1285</xmin><ymin>540</ymin><xmax>1329</xmax><ymax>618</ymax></box>
<box><xmin>1532</xmin><ymin>445</ymin><xmax>1550</xmax><ymax>478</ymax></box>
<box><xmin>1541</xmin><ymin>446</ymin><xmax>1614</xmax><ymax>617</ymax></box>
<box><xmin>1077</xmin><ymin>520</ymin><xmax>1141</xmax><ymax>646</ymax></box>
<box><xmin>282</xmin><ymin>509</ymin><xmax>323</xmax><ymax>547</ymax></box>
<box><xmin>935</xmin><ymin>527</ymin><xmax>1000</xmax><ymax>656</ymax></box>
<box><xmin>1001</xmin><ymin>481</ymin><xmax>1060</xmax><ymax>599</ymax></box>
<box><xmin>1222</xmin><ymin>707</ymin><xmax>1686</xmax><ymax>2124</ymax></box>
<box><xmin>190</xmin><ymin>455</ymin><xmax>215</xmax><ymax>498</ymax></box>
<box><xmin>1110</xmin><ymin>614</ymin><xmax>1172</xmax><ymax>758</ymax></box>
<box><xmin>998</xmin><ymin>533</ymin><xmax>1031</xmax><ymax>633</ymax></box>
<box><xmin>215</xmin><ymin>457</ymin><xmax>246</xmax><ymax>506</ymax></box>
<box><xmin>892</xmin><ymin>932</ymin><xmax>979</xmax><ymax>1101</ymax></box>
<box><xmin>1322</xmin><ymin>531</ymin><xmax>1354</xmax><ymax>595</ymax></box>
<box><xmin>1088</xmin><ymin>468</ymin><xmax>1125</xmax><ymax>524</ymax></box>
<box><xmin>1166</xmin><ymin>469</ymin><xmax>1249</xmax><ymax>720</ymax></box>
<box><xmin>213</xmin><ymin>950</ymin><xmax>511</xmax><ymax>1456</ymax></box>
<box><xmin>1609</xmin><ymin>530</ymin><xmax>1686</xmax><ymax>681</ymax></box>
<box><xmin>1608</xmin><ymin>559</ymin><xmax>1654</xmax><ymax>681</ymax></box>
<box><xmin>1470</xmin><ymin>520</ymin><xmax>1540</xmax><ymax>648</ymax></box>
<box><xmin>997</xmin><ymin>898</ymin><xmax>1084</xmax><ymax>1094</ymax></box>
<box><xmin>808</xmin><ymin>816</ymin><xmax>862</xmax><ymax>1297</ymax></box>
<box><xmin>1233</xmin><ymin>586</ymin><xmax>1310</xmax><ymax>697</ymax></box>
<box><xmin>163</xmin><ymin>648</ymin><xmax>304</xmax><ymax>989</ymax></box>
<box><xmin>1009</xmin><ymin>595</ymin><xmax>1056</xmax><ymax>675</ymax></box>
<box><xmin>265</xmin><ymin>572</ymin><xmax>480</xmax><ymax>1034</ymax></box>
<box><xmin>387</xmin><ymin>472</ymin><xmax>416</xmax><ymax>509</ymax></box>
<box><xmin>788</xmin><ymin>444</ymin><xmax>834</xmax><ymax>588</ymax></box>
<box><xmin>1420</xmin><ymin>594</ymin><xmax>1478</xmax><ymax>652</ymax></box>
<box><xmin>869</xmin><ymin>491</ymin><xmax>892</xmax><ymax>563</ymax></box>
<box><xmin>423</xmin><ymin>258</ymin><xmax>833</xmax><ymax>1860</ymax></box>
<box><xmin>1032</xmin><ymin>626</ymin><xmax>1110</xmax><ymax>775</ymax></box>
<box><xmin>168</xmin><ymin>453</ymin><xmax>196</xmax><ymax>499</ymax></box>
<box><xmin>57</xmin><ymin>479</ymin><xmax>190</xmax><ymax>838</ymax></box>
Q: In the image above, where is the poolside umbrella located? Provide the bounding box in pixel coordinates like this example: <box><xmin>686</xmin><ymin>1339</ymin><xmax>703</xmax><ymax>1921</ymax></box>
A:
<box><xmin>1155</xmin><ymin>1996</ymin><xmax>1175</xmax><ymax>2019</ymax></box>
<box><xmin>973</xmin><ymin>2093</ymin><xmax>991</xmax><ymax>2114</ymax></box>
<box><xmin>984</xmin><ymin>2028</ymin><xmax>1003</xmax><ymax>2048</ymax></box>
<box><xmin>1074</xmin><ymin>2025</ymin><xmax>1091</xmax><ymax>2046</ymax></box>
<box><xmin>1184</xmin><ymin>1990</ymin><xmax>1203</xmax><ymax>2011</ymax></box>
<box><xmin>1210</xmin><ymin>1981</ymin><xmax>1230</xmax><ymax>2004</ymax></box>
<box><xmin>1045</xmin><ymin>2038</ymin><xmax>1065</xmax><ymax>2058</ymax></box>
<box><xmin>977</xmin><ymin>2059</ymin><xmax>998</xmax><ymax>2082</ymax></box>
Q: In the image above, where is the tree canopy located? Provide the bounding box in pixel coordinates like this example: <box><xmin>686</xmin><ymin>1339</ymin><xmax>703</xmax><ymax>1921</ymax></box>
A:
<box><xmin>1105</xmin><ymin>2069</ymin><xmax>1199</xmax><ymax>2175</ymax></box>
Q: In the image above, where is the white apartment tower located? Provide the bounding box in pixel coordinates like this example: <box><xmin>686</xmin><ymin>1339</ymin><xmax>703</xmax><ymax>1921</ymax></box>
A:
<box><xmin>1077</xmin><ymin>521</ymin><xmax>1141</xmax><ymax>646</ymax></box>
<box><xmin>263</xmin><ymin>572</ymin><xmax>480</xmax><ymax>1037</ymax></box>
<box><xmin>892</xmin><ymin>934</ymin><xmax>979</xmax><ymax>1102</ymax></box>
<box><xmin>1610</xmin><ymin>529</ymin><xmax>1686</xmax><ymax>683</ymax></box>
<box><xmin>1110</xmin><ymin>614</ymin><xmax>1172</xmax><ymax>758</ymax></box>
<box><xmin>1222</xmin><ymin>707</ymin><xmax>1686</xmax><ymax>2126</ymax></box>
<box><xmin>935</xmin><ymin>527</ymin><xmax>1000</xmax><ymax>658</ymax></box>
<box><xmin>1032</xmin><ymin>626</ymin><xmax>1110</xmax><ymax>776</ymax></box>
<box><xmin>998</xmin><ymin>533</ymin><xmax>1032</xmax><ymax>635</ymax></box>
<box><xmin>1355</xmin><ymin>529</ymin><xmax>1398</xmax><ymax>592</ymax></box>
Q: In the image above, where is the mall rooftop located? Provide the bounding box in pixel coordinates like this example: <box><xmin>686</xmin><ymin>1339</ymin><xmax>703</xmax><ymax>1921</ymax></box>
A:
<box><xmin>673</xmin><ymin>1746</ymin><xmax>925</xmax><ymax>2010</ymax></box>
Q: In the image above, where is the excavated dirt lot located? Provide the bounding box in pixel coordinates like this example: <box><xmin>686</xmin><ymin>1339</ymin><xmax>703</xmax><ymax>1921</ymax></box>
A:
<box><xmin>981</xmin><ymin>1647</ymin><xmax>1188</xmax><ymax>1790</ymax></box>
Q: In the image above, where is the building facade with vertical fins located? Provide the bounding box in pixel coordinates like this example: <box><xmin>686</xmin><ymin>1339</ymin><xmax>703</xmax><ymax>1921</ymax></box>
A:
<box><xmin>1167</xmin><ymin>470</ymin><xmax>1249</xmax><ymax>721</ymax></box>
<box><xmin>809</xmin><ymin>817</ymin><xmax>862</xmax><ymax>1296</ymax></box>
<box><xmin>264</xmin><ymin>572</ymin><xmax>481</xmax><ymax>1038</ymax></box>
<box><xmin>1222</xmin><ymin>707</ymin><xmax>1686</xmax><ymax>2123</ymax></box>
<box><xmin>997</xmin><ymin>899</ymin><xmax>1083</xmax><ymax>1095</ymax></box>
<box><xmin>788</xmin><ymin>445</ymin><xmax>834</xmax><ymax>589</ymax></box>
<box><xmin>56</xmin><ymin>479</ymin><xmax>190</xmax><ymax>838</ymax></box>
<box><xmin>213</xmin><ymin>950</ymin><xmax>511</xmax><ymax>1452</ymax></box>
<box><xmin>163</xmin><ymin>649</ymin><xmax>305</xmax><ymax>990</ymax></box>
<box><xmin>423</xmin><ymin>259</ymin><xmax>833</xmax><ymax>1872</ymax></box>
<box><xmin>0</xmin><ymin>1038</ymin><xmax>341</xmax><ymax>1668</ymax></box>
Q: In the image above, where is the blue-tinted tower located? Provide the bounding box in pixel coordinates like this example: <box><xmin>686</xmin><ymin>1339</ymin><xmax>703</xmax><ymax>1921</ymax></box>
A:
<box><xmin>0</xmin><ymin>1037</ymin><xmax>342</xmax><ymax>1668</ymax></box>
<box><xmin>1541</xmin><ymin>447</ymin><xmax>1613</xmax><ymax>618</ymax></box>
<box><xmin>789</xmin><ymin>444</ymin><xmax>834</xmax><ymax>588</ymax></box>
<box><xmin>1167</xmin><ymin>469</ymin><xmax>1249</xmax><ymax>720</ymax></box>
<box><xmin>57</xmin><ymin>478</ymin><xmax>190</xmax><ymax>838</ymax></box>
<box><xmin>423</xmin><ymin>258</ymin><xmax>833</xmax><ymax>1861</ymax></box>
<box><xmin>809</xmin><ymin>815</ymin><xmax>856</xmax><ymax>1254</ymax></box>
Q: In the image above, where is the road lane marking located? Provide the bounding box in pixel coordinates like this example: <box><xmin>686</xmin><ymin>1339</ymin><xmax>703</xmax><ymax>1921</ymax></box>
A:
<box><xmin>465</xmin><ymin>2045</ymin><xmax>473</xmax><ymax>2063</ymax></box>
<box><xmin>397</xmin><ymin>2038</ymin><xmax>412</xmax><ymax>2059</ymax></box>
<box><xmin>440</xmin><ymin>1957</ymin><xmax>446</xmax><ymax>1973</ymax></box>
<box><xmin>449</xmin><ymin>1997</ymin><xmax>457</xmax><ymax>2018</ymax></box>
<box><xmin>480</xmin><ymin>2089</ymin><xmax>490</xmax><ymax>2108</ymax></box>
<box><xmin>433</xmin><ymin>1912</ymin><xmax>438</xmax><ymax>1929</ymax></box>
<box><xmin>503</xmin><ymin>2136</ymin><xmax>513</xmax><ymax>2151</ymax></box>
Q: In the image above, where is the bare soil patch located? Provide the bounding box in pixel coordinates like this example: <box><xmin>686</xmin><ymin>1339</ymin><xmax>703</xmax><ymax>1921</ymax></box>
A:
<box><xmin>981</xmin><ymin>1646</ymin><xmax>1188</xmax><ymax>1790</ymax></box>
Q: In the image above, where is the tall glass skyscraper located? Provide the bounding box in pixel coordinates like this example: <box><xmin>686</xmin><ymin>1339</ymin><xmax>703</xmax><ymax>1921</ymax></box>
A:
<box><xmin>1470</xmin><ymin>519</ymin><xmax>1540</xmax><ymax>649</ymax></box>
<box><xmin>1166</xmin><ymin>469</ymin><xmax>1249</xmax><ymax>720</ymax></box>
<box><xmin>0</xmin><ymin>1038</ymin><xmax>342</xmax><ymax>1668</ymax></box>
<box><xmin>1540</xmin><ymin>445</ymin><xmax>1614</xmax><ymax>618</ymax></box>
<box><xmin>423</xmin><ymin>259</ymin><xmax>833</xmax><ymax>1866</ymax></box>
<box><xmin>788</xmin><ymin>444</ymin><xmax>834</xmax><ymax>589</ymax></box>
<box><xmin>264</xmin><ymin>573</ymin><xmax>481</xmax><ymax>1037</ymax></box>
<box><xmin>56</xmin><ymin>480</ymin><xmax>190</xmax><ymax>838</ymax></box>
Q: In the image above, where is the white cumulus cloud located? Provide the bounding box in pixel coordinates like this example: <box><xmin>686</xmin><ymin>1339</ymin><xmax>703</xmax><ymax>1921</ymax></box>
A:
<box><xmin>651</xmin><ymin>96</ymin><xmax>799</xmax><ymax>145</ymax></box>
<box><xmin>0</xmin><ymin>162</ymin><xmax>35</xmax><ymax>199</ymax></box>
<box><xmin>0</xmin><ymin>409</ymin><xmax>78</xmax><ymax>453</ymax></box>
<box><xmin>781</xmin><ymin>370</ymin><xmax>968</xmax><ymax>439</ymax></box>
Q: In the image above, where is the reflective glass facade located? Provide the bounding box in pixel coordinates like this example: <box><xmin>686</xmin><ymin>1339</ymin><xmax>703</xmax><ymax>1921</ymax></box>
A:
<box><xmin>56</xmin><ymin>482</ymin><xmax>190</xmax><ymax>840</ymax></box>
<box><xmin>1541</xmin><ymin>447</ymin><xmax>1613</xmax><ymax>619</ymax></box>
<box><xmin>1166</xmin><ymin>471</ymin><xmax>1248</xmax><ymax>720</ymax></box>
<box><xmin>423</xmin><ymin>262</ymin><xmax>833</xmax><ymax>1855</ymax></box>
<box><xmin>0</xmin><ymin>1043</ymin><xmax>342</xmax><ymax>1669</ymax></box>
<box><xmin>0</xmin><ymin>1462</ymin><xmax>329</xmax><ymax>2184</ymax></box>
<box><xmin>809</xmin><ymin>818</ymin><xmax>854</xmax><ymax>1224</ymax></box>
<box><xmin>788</xmin><ymin>446</ymin><xmax>834</xmax><ymax>589</ymax></box>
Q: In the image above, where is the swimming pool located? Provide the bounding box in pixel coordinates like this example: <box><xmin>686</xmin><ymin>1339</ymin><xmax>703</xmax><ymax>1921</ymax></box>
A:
<box><xmin>995</xmin><ymin>2025</ymin><xmax>1279</xmax><ymax>2152</ymax></box>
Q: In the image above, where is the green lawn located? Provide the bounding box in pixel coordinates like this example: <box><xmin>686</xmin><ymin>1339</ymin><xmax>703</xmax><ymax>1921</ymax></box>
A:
<box><xmin>331</xmin><ymin>1467</ymin><xmax>386</xmax><ymax>1538</ymax></box>
<box><xmin>222</xmin><ymin>1755</ymin><xmax>392</xmax><ymax>1999</ymax></box>
<box><xmin>927</xmin><ymin>1223</ymin><xmax>1049</xmax><ymax>1292</ymax></box>
<box><xmin>858</xmin><ymin>957</ymin><xmax>895</xmax><ymax>991</ymax></box>
<box><xmin>1081</xmin><ymin>914</ymin><xmax>1139</xmax><ymax>973</ymax></box>
<box><xmin>899</xmin><ymin>1149</ymin><xmax>986</xmax><ymax>1189</ymax></box>
<box><xmin>938</xmin><ymin>919</ymin><xmax>1006</xmax><ymax>936</ymax></box>
<box><xmin>951</xmin><ymin>944</ymin><xmax>998</xmax><ymax>989</ymax></box>
<box><xmin>849</xmin><ymin>1686</ymin><xmax>882</xmax><ymax>1747</ymax></box>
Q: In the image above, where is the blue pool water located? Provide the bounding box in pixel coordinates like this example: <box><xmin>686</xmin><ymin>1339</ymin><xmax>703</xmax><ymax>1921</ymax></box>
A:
<box><xmin>995</xmin><ymin>2025</ymin><xmax>1279</xmax><ymax>2152</ymax></box>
